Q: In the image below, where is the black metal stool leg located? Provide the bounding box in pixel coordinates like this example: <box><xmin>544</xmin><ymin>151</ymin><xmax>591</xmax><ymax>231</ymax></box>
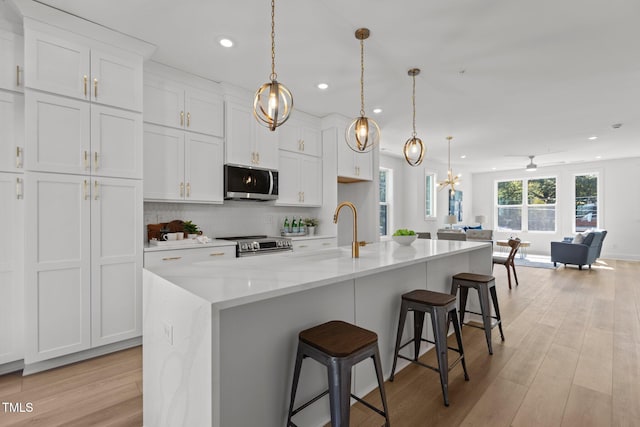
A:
<box><xmin>327</xmin><ymin>358</ymin><xmax>352</xmax><ymax>427</ymax></box>
<box><xmin>286</xmin><ymin>346</ymin><xmax>305</xmax><ymax>426</ymax></box>
<box><xmin>450</xmin><ymin>308</ymin><xmax>469</xmax><ymax>381</ymax></box>
<box><xmin>413</xmin><ymin>309</ymin><xmax>425</xmax><ymax>361</ymax></box>
<box><xmin>458</xmin><ymin>285</ymin><xmax>469</xmax><ymax>325</ymax></box>
<box><xmin>489</xmin><ymin>284</ymin><xmax>505</xmax><ymax>341</ymax></box>
<box><xmin>477</xmin><ymin>284</ymin><xmax>494</xmax><ymax>354</ymax></box>
<box><xmin>431</xmin><ymin>307</ymin><xmax>450</xmax><ymax>406</ymax></box>
<box><xmin>372</xmin><ymin>348</ymin><xmax>391</xmax><ymax>427</ymax></box>
<box><xmin>390</xmin><ymin>300</ymin><xmax>408</xmax><ymax>381</ymax></box>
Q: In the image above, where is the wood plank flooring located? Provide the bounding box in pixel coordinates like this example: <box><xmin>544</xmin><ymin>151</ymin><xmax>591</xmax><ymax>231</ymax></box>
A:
<box><xmin>1</xmin><ymin>259</ymin><xmax>638</xmax><ymax>426</ymax></box>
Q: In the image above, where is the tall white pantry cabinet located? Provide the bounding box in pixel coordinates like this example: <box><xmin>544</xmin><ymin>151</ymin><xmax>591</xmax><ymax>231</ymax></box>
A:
<box><xmin>15</xmin><ymin>15</ymin><xmax>148</xmax><ymax>367</ymax></box>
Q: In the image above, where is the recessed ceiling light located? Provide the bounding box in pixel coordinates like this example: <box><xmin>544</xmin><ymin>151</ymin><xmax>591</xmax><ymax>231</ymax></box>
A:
<box><xmin>218</xmin><ymin>38</ymin><xmax>234</xmax><ymax>48</ymax></box>
<box><xmin>317</xmin><ymin>83</ymin><xmax>328</xmax><ymax>90</ymax></box>
<box><xmin>373</xmin><ymin>108</ymin><xmax>382</xmax><ymax>114</ymax></box>
<box><xmin>595</xmin><ymin>155</ymin><xmax>602</xmax><ymax>159</ymax></box>
<box><xmin>492</xmin><ymin>167</ymin><xmax>497</xmax><ymax>170</ymax></box>
<box><xmin>588</xmin><ymin>136</ymin><xmax>598</xmax><ymax>140</ymax></box>
<box><xmin>460</xmin><ymin>155</ymin><xmax>466</xmax><ymax>159</ymax></box>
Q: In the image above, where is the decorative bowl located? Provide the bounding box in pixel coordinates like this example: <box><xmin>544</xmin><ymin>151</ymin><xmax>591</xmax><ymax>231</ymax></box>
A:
<box><xmin>392</xmin><ymin>235</ymin><xmax>417</xmax><ymax>246</ymax></box>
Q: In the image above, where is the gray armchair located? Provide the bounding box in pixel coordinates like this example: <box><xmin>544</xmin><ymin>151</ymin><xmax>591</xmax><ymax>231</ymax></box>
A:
<box><xmin>550</xmin><ymin>230</ymin><xmax>607</xmax><ymax>270</ymax></box>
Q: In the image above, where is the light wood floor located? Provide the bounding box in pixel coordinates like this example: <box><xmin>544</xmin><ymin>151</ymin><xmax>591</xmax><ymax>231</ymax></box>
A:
<box><xmin>1</xmin><ymin>259</ymin><xmax>639</xmax><ymax>427</ymax></box>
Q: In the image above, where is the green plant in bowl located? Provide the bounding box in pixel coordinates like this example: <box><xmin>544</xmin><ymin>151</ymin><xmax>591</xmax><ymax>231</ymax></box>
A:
<box><xmin>183</xmin><ymin>220</ymin><xmax>200</xmax><ymax>236</ymax></box>
<box><xmin>392</xmin><ymin>229</ymin><xmax>416</xmax><ymax>236</ymax></box>
<box><xmin>392</xmin><ymin>229</ymin><xmax>417</xmax><ymax>245</ymax></box>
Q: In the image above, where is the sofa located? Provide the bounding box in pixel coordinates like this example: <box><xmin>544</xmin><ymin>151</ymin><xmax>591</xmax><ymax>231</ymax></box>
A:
<box><xmin>550</xmin><ymin>230</ymin><xmax>607</xmax><ymax>270</ymax></box>
<box><xmin>465</xmin><ymin>229</ymin><xmax>493</xmax><ymax>242</ymax></box>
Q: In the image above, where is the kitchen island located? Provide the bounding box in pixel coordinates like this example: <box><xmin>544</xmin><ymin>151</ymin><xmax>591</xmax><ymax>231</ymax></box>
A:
<box><xmin>143</xmin><ymin>239</ymin><xmax>492</xmax><ymax>427</ymax></box>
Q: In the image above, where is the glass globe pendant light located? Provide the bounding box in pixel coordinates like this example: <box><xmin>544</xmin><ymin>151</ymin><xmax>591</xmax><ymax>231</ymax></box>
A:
<box><xmin>253</xmin><ymin>0</ymin><xmax>293</xmax><ymax>131</ymax></box>
<box><xmin>346</xmin><ymin>28</ymin><xmax>380</xmax><ymax>153</ymax></box>
<box><xmin>403</xmin><ymin>68</ymin><xmax>425</xmax><ymax>166</ymax></box>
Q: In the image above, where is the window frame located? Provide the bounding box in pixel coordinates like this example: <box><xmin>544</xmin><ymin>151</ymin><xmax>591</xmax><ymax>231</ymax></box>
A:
<box><xmin>495</xmin><ymin>176</ymin><xmax>557</xmax><ymax>233</ymax></box>
<box><xmin>424</xmin><ymin>171</ymin><xmax>437</xmax><ymax>221</ymax></box>
<box><xmin>573</xmin><ymin>172</ymin><xmax>600</xmax><ymax>233</ymax></box>
<box><xmin>379</xmin><ymin>167</ymin><xmax>393</xmax><ymax>237</ymax></box>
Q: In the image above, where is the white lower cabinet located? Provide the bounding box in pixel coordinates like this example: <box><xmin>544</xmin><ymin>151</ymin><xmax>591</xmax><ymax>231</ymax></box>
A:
<box><xmin>291</xmin><ymin>237</ymin><xmax>337</xmax><ymax>252</ymax></box>
<box><xmin>144</xmin><ymin>245</ymin><xmax>236</xmax><ymax>268</ymax></box>
<box><xmin>143</xmin><ymin>124</ymin><xmax>223</xmax><ymax>203</ymax></box>
<box><xmin>276</xmin><ymin>151</ymin><xmax>322</xmax><ymax>206</ymax></box>
<box><xmin>24</xmin><ymin>172</ymin><xmax>142</xmax><ymax>363</ymax></box>
<box><xmin>0</xmin><ymin>173</ymin><xmax>24</xmax><ymax>365</ymax></box>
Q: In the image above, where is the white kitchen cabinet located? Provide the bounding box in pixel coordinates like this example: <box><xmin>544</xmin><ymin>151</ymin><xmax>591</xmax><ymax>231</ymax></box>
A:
<box><xmin>24</xmin><ymin>172</ymin><xmax>142</xmax><ymax>362</ymax></box>
<box><xmin>143</xmin><ymin>124</ymin><xmax>223</xmax><ymax>203</ymax></box>
<box><xmin>276</xmin><ymin>151</ymin><xmax>322</xmax><ymax>206</ymax></box>
<box><xmin>0</xmin><ymin>172</ymin><xmax>24</xmax><ymax>365</ymax></box>
<box><xmin>278</xmin><ymin>116</ymin><xmax>321</xmax><ymax>157</ymax></box>
<box><xmin>25</xmin><ymin>91</ymin><xmax>142</xmax><ymax>177</ymax></box>
<box><xmin>143</xmin><ymin>73</ymin><xmax>223</xmax><ymax>137</ymax></box>
<box><xmin>24</xmin><ymin>25</ymin><xmax>142</xmax><ymax>111</ymax></box>
<box><xmin>91</xmin><ymin>177</ymin><xmax>143</xmax><ymax>347</ymax></box>
<box><xmin>337</xmin><ymin>136</ymin><xmax>373</xmax><ymax>181</ymax></box>
<box><xmin>291</xmin><ymin>236</ymin><xmax>337</xmax><ymax>252</ymax></box>
<box><xmin>0</xmin><ymin>29</ymin><xmax>24</xmax><ymax>92</ymax></box>
<box><xmin>0</xmin><ymin>90</ymin><xmax>24</xmax><ymax>173</ymax></box>
<box><xmin>24</xmin><ymin>172</ymin><xmax>91</xmax><ymax>363</ymax></box>
<box><xmin>225</xmin><ymin>100</ymin><xmax>278</xmax><ymax>170</ymax></box>
<box><xmin>143</xmin><ymin>245</ymin><xmax>236</xmax><ymax>269</ymax></box>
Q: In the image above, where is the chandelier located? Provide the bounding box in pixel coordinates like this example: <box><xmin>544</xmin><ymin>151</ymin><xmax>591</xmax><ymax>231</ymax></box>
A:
<box><xmin>253</xmin><ymin>0</ymin><xmax>293</xmax><ymax>131</ymax></box>
<box><xmin>403</xmin><ymin>68</ymin><xmax>425</xmax><ymax>166</ymax></box>
<box><xmin>345</xmin><ymin>28</ymin><xmax>380</xmax><ymax>153</ymax></box>
<box><xmin>438</xmin><ymin>136</ymin><xmax>461</xmax><ymax>195</ymax></box>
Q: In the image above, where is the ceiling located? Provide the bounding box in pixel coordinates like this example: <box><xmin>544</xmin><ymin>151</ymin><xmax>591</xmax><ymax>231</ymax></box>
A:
<box><xmin>33</xmin><ymin>0</ymin><xmax>640</xmax><ymax>173</ymax></box>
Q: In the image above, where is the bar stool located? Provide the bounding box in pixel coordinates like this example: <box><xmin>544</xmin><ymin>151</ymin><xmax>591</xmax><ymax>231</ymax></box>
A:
<box><xmin>389</xmin><ymin>290</ymin><xmax>469</xmax><ymax>406</ymax></box>
<box><xmin>286</xmin><ymin>320</ymin><xmax>390</xmax><ymax>427</ymax></box>
<box><xmin>450</xmin><ymin>273</ymin><xmax>504</xmax><ymax>355</ymax></box>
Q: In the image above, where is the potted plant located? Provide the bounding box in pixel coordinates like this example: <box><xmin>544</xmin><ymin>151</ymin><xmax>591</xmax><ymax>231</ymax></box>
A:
<box><xmin>303</xmin><ymin>218</ymin><xmax>319</xmax><ymax>236</ymax></box>
<box><xmin>183</xmin><ymin>220</ymin><xmax>200</xmax><ymax>239</ymax></box>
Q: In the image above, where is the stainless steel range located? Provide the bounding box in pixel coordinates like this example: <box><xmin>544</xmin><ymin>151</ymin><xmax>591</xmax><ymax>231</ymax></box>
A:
<box><xmin>220</xmin><ymin>235</ymin><xmax>292</xmax><ymax>257</ymax></box>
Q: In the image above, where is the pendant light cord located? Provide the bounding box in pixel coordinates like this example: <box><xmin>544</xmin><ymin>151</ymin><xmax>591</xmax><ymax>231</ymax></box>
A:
<box><xmin>411</xmin><ymin>74</ymin><xmax>417</xmax><ymax>137</ymax></box>
<box><xmin>270</xmin><ymin>0</ymin><xmax>277</xmax><ymax>80</ymax></box>
<box><xmin>360</xmin><ymin>38</ymin><xmax>365</xmax><ymax>117</ymax></box>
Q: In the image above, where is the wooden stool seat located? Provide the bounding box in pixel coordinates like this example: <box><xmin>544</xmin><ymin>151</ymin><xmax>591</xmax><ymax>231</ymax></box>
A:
<box><xmin>402</xmin><ymin>289</ymin><xmax>456</xmax><ymax>306</ymax></box>
<box><xmin>452</xmin><ymin>272</ymin><xmax>494</xmax><ymax>283</ymax></box>
<box><xmin>389</xmin><ymin>289</ymin><xmax>469</xmax><ymax>406</ymax></box>
<box><xmin>287</xmin><ymin>321</ymin><xmax>390</xmax><ymax>427</ymax></box>
<box><xmin>299</xmin><ymin>320</ymin><xmax>378</xmax><ymax>358</ymax></box>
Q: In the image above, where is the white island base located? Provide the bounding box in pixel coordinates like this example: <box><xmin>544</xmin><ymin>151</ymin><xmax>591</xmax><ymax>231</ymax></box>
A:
<box><xmin>143</xmin><ymin>240</ymin><xmax>492</xmax><ymax>427</ymax></box>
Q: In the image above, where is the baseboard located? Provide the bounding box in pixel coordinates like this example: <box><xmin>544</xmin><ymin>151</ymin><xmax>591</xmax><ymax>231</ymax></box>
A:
<box><xmin>22</xmin><ymin>337</ymin><xmax>142</xmax><ymax>376</ymax></box>
<box><xmin>0</xmin><ymin>359</ymin><xmax>25</xmax><ymax>376</ymax></box>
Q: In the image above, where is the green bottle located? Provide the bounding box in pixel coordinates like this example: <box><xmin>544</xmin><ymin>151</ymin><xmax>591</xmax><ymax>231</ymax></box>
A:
<box><xmin>291</xmin><ymin>217</ymin><xmax>298</xmax><ymax>233</ymax></box>
<box><xmin>283</xmin><ymin>217</ymin><xmax>290</xmax><ymax>233</ymax></box>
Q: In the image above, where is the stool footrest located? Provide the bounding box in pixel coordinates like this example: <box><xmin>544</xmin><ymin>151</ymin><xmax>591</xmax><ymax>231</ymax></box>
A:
<box><xmin>397</xmin><ymin>337</ymin><xmax>464</xmax><ymax>356</ymax></box>
<box><xmin>350</xmin><ymin>394</ymin><xmax>387</xmax><ymax>418</ymax></box>
<box><xmin>397</xmin><ymin>353</ymin><xmax>465</xmax><ymax>374</ymax></box>
<box><xmin>462</xmin><ymin>319</ymin><xmax>501</xmax><ymax>330</ymax></box>
<box><xmin>290</xmin><ymin>390</ymin><xmax>329</xmax><ymax>418</ymax></box>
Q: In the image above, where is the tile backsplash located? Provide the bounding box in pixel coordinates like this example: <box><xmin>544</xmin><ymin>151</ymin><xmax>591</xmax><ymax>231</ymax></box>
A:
<box><xmin>144</xmin><ymin>201</ymin><xmax>321</xmax><ymax>239</ymax></box>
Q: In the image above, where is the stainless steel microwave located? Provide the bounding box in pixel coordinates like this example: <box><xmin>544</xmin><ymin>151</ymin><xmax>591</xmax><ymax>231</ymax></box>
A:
<box><xmin>224</xmin><ymin>164</ymin><xmax>278</xmax><ymax>201</ymax></box>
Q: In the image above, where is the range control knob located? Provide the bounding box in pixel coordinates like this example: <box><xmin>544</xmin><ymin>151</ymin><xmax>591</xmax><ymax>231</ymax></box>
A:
<box><xmin>252</xmin><ymin>242</ymin><xmax>260</xmax><ymax>250</ymax></box>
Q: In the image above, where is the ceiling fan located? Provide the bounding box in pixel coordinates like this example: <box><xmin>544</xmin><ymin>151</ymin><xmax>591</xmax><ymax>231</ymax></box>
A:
<box><xmin>525</xmin><ymin>155</ymin><xmax>537</xmax><ymax>171</ymax></box>
<box><xmin>503</xmin><ymin>151</ymin><xmax>566</xmax><ymax>171</ymax></box>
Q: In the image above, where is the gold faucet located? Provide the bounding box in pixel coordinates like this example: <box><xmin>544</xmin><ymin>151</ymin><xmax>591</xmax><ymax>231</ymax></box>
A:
<box><xmin>333</xmin><ymin>201</ymin><xmax>366</xmax><ymax>258</ymax></box>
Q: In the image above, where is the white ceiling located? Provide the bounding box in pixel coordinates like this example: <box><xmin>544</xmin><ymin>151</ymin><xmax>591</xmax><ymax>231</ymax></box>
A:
<box><xmin>35</xmin><ymin>0</ymin><xmax>640</xmax><ymax>172</ymax></box>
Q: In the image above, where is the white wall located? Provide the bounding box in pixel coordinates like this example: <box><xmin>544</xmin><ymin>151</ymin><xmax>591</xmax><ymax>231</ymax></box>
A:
<box><xmin>471</xmin><ymin>157</ymin><xmax>640</xmax><ymax>260</ymax></box>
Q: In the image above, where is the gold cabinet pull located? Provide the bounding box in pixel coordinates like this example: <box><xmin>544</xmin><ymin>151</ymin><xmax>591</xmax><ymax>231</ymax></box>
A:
<box><xmin>161</xmin><ymin>256</ymin><xmax>182</xmax><ymax>261</ymax></box>
<box><xmin>209</xmin><ymin>252</ymin><xmax>225</xmax><ymax>257</ymax></box>
<box><xmin>180</xmin><ymin>111</ymin><xmax>184</xmax><ymax>126</ymax></box>
<box><xmin>94</xmin><ymin>152</ymin><xmax>99</xmax><ymax>170</ymax></box>
<box><xmin>84</xmin><ymin>150</ymin><xmax>89</xmax><ymax>170</ymax></box>
<box><xmin>256</xmin><ymin>152</ymin><xmax>260</xmax><ymax>164</ymax></box>
<box><xmin>301</xmin><ymin>140</ymin><xmax>305</xmax><ymax>151</ymax></box>
<box><xmin>16</xmin><ymin>177</ymin><xmax>23</xmax><ymax>199</ymax></box>
<box><xmin>94</xmin><ymin>78</ymin><xmax>98</xmax><ymax>98</ymax></box>
<box><xmin>298</xmin><ymin>245</ymin><xmax>308</xmax><ymax>248</ymax></box>
<box><xmin>16</xmin><ymin>65</ymin><xmax>20</xmax><ymax>87</ymax></box>
<box><xmin>180</xmin><ymin>182</ymin><xmax>184</xmax><ymax>197</ymax></box>
<box><xmin>322</xmin><ymin>242</ymin><xmax>332</xmax><ymax>246</ymax></box>
<box><xmin>301</xmin><ymin>191</ymin><xmax>304</xmax><ymax>202</ymax></box>
<box><xmin>83</xmin><ymin>180</ymin><xmax>89</xmax><ymax>200</ymax></box>
<box><xmin>186</xmin><ymin>112</ymin><xmax>191</xmax><ymax>127</ymax></box>
<box><xmin>186</xmin><ymin>182</ymin><xmax>191</xmax><ymax>197</ymax></box>
<box><xmin>83</xmin><ymin>75</ymin><xmax>88</xmax><ymax>96</ymax></box>
<box><xmin>251</xmin><ymin>152</ymin><xmax>255</xmax><ymax>164</ymax></box>
<box><xmin>16</xmin><ymin>146</ymin><xmax>23</xmax><ymax>168</ymax></box>
<box><xmin>94</xmin><ymin>180</ymin><xmax>99</xmax><ymax>200</ymax></box>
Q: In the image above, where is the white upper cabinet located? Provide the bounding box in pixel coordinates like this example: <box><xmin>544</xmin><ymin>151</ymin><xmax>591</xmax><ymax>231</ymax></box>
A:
<box><xmin>0</xmin><ymin>91</ymin><xmax>24</xmax><ymax>173</ymax></box>
<box><xmin>24</xmin><ymin>26</ymin><xmax>142</xmax><ymax>111</ymax></box>
<box><xmin>25</xmin><ymin>91</ymin><xmax>142</xmax><ymax>177</ymax></box>
<box><xmin>276</xmin><ymin>151</ymin><xmax>322</xmax><ymax>207</ymax></box>
<box><xmin>143</xmin><ymin>124</ymin><xmax>223</xmax><ymax>203</ymax></box>
<box><xmin>337</xmin><ymin>135</ymin><xmax>373</xmax><ymax>181</ymax></box>
<box><xmin>144</xmin><ymin>72</ymin><xmax>223</xmax><ymax>137</ymax></box>
<box><xmin>225</xmin><ymin>100</ymin><xmax>278</xmax><ymax>170</ymax></box>
<box><xmin>0</xmin><ymin>29</ymin><xmax>24</xmax><ymax>92</ymax></box>
<box><xmin>278</xmin><ymin>114</ymin><xmax>321</xmax><ymax>157</ymax></box>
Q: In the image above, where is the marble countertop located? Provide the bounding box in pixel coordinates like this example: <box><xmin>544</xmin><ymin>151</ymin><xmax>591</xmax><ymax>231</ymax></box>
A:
<box><xmin>144</xmin><ymin>239</ymin><xmax>490</xmax><ymax>309</ymax></box>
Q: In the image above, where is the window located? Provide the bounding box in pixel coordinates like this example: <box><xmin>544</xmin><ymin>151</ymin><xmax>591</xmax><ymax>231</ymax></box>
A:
<box><xmin>575</xmin><ymin>173</ymin><xmax>598</xmax><ymax>232</ymax></box>
<box><xmin>496</xmin><ymin>177</ymin><xmax>557</xmax><ymax>232</ymax></box>
<box><xmin>425</xmin><ymin>172</ymin><xmax>436</xmax><ymax>219</ymax></box>
<box><xmin>496</xmin><ymin>180</ymin><xmax>523</xmax><ymax>231</ymax></box>
<box><xmin>527</xmin><ymin>178</ymin><xmax>556</xmax><ymax>231</ymax></box>
<box><xmin>379</xmin><ymin>168</ymin><xmax>392</xmax><ymax>236</ymax></box>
